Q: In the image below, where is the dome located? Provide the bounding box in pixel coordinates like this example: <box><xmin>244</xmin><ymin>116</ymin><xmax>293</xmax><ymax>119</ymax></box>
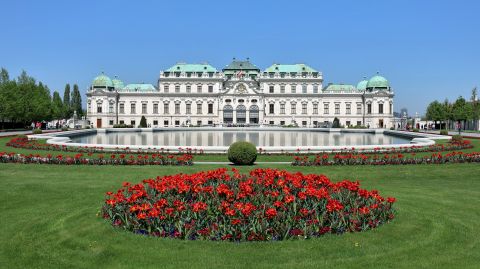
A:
<box><xmin>112</xmin><ymin>76</ymin><xmax>124</xmax><ymax>89</ymax></box>
<box><xmin>92</xmin><ymin>72</ymin><xmax>113</xmax><ymax>88</ymax></box>
<box><xmin>366</xmin><ymin>73</ymin><xmax>389</xmax><ymax>88</ymax></box>
<box><xmin>356</xmin><ymin>77</ymin><xmax>368</xmax><ymax>91</ymax></box>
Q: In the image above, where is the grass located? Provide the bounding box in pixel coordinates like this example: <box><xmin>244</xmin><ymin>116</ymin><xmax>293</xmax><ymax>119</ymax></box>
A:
<box><xmin>1</xmin><ymin>162</ymin><xmax>480</xmax><ymax>269</ymax></box>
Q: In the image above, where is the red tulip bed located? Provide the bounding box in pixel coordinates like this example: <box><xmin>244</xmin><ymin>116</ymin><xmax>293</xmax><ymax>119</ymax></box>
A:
<box><xmin>0</xmin><ymin>151</ymin><xmax>193</xmax><ymax>166</ymax></box>
<box><xmin>101</xmin><ymin>168</ymin><xmax>396</xmax><ymax>241</ymax></box>
<box><xmin>6</xmin><ymin>136</ymin><xmax>204</xmax><ymax>155</ymax></box>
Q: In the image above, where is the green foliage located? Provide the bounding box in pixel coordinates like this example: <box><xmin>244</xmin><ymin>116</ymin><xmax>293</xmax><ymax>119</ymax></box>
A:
<box><xmin>51</xmin><ymin>91</ymin><xmax>64</xmax><ymax>119</ymax></box>
<box><xmin>32</xmin><ymin>128</ymin><xmax>43</xmax><ymax>134</ymax></box>
<box><xmin>113</xmin><ymin>124</ymin><xmax>134</xmax><ymax>128</ymax></box>
<box><xmin>71</xmin><ymin>84</ymin><xmax>82</xmax><ymax>117</ymax></box>
<box><xmin>413</xmin><ymin>128</ymin><xmax>419</xmax><ymax>132</ymax></box>
<box><xmin>440</xmin><ymin>129</ymin><xmax>449</xmax><ymax>135</ymax></box>
<box><xmin>451</xmin><ymin>135</ymin><xmax>463</xmax><ymax>142</ymax></box>
<box><xmin>426</xmin><ymin>100</ymin><xmax>445</xmax><ymax>122</ymax></box>
<box><xmin>227</xmin><ymin>141</ymin><xmax>257</xmax><ymax>165</ymax></box>
<box><xmin>61</xmin><ymin>126</ymin><xmax>69</xmax><ymax>131</ymax></box>
<box><xmin>139</xmin><ymin>116</ymin><xmax>147</xmax><ymax>128</ymax></box>
<box><xmin>452</xmin><ymin>96</ymin><xmax>472</xmax><ymax>121</ymax></box>
<box><xmin>63</xmin><ymin>84</ymin><xmax>72</xmax><ymax>118</ymax></box>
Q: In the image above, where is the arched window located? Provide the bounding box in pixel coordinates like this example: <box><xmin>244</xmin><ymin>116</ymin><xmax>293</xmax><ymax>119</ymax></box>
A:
<box><xmin>223</xmin><ymin>105</ymin><xmax>233</xmax><ymax>123</ymax></box>
<box><xmin>249</xmin><ymin>105</ymin><xmax>259</xmax><ymax>124</ymax></box>
<box><xmin>236</xmin><ymin>105</ymin><xmax>246</xmax><ymax>124</ymax></box>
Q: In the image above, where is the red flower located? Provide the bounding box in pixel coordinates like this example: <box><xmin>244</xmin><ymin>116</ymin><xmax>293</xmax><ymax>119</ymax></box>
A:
<box><xmin>359</xmin><ymin>206</ymin><xmax>370</xmax><ymax>215</ymax></box>
<box><xmin>326</xmin><ymin>199</ymin><xmax>344</xmax><ymax>212</ymax></box>
<box><xmin>265</xmin><ymin>208</ymin><xmax>277</xmax><ymax>219</ymax></box>
<box><xmin>387</xmin><ymin>197</ymin><xmax>396</xmax><ymax>203</ymax></box>
<box><xmin>192</xmin><ymin>202</ymin><xmax>207</xmax><ymax>212</ymax></box>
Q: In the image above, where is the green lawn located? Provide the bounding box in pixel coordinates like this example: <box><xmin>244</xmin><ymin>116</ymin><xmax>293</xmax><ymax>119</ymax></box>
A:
<box><xmin>1</xmin><ymin>162</ymin><xmax>480</xmax><ymax>268</ymax></box>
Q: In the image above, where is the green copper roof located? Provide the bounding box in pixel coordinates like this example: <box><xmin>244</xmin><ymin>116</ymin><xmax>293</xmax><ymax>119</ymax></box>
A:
<box><xmin>264</xmin><ymin>64</ymin><xmax>317</xmax><ymax>73</ymax></box>
<box><xmin>356</xmin><ymin>78</ymin><xmax>368</xmax><ymax>91</ymax></box>
<box><xmin>166</xmin><ymin>63</ymin><xmax>217</xmax><ymax>72</ymax></box>
<box><xmin>112</xmin><ymin>76</ymin><xmax>124</xmax><ymax>89</ymax></box>
<box><xmin>324</xmin><ymin>84</ymin><xmax>357</xmax><ymax>91</ymax></box>
<box><xmin>122</xmin><ymin>83</ymin><xmax>156</xmax><ymax>92</ymax></box>
<box><xmin>223</xmin><ymin>59</ymin><xmax>260</xmax><ymax>71</ymax></box>
<box><xmin>366</xmin><ymin>73</ymin><xmax>389</xmax><ymax>88</ymax></box>
<box><xmin>92</xmin><ymin>72</ymin><xmax>113</xmax><ymax>88</ymax></box>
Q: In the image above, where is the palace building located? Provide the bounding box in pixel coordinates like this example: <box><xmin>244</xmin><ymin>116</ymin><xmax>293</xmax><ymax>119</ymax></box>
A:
<box><xmin>86</xmin><ymin>59</ymin><xmax>394</xmax><ymax>128</ymax></box>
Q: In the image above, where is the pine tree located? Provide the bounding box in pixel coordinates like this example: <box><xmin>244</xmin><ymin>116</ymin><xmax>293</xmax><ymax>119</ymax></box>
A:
<box><xmin>63</xmin><ymin>83</ymin><xmax>71</xmax><ymax>118</ymax></box>
<box><xmin>139</xmin><ymin>116</ymin><xmax>147</xmax><ymax>128</ymax></box>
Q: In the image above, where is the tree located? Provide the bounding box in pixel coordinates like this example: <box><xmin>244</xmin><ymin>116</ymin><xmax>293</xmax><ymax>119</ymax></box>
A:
<box><xmin>51</xmin><ymin>91</ymin><xmax>64</xmax><ymax>119</ymax></box>
<box><xmin>139</xmin><ymin>115</ymin><xmax>147</xmax><ymax>128</ymax></box>
<box><xmin>442</xmin><ymin>99</ymin><xmax>453</xmax><ymax>130</ymax></box>
<box><xmin>452</xmin><ymin>96</ymin><xmax>472</xmax><ymax>131</ymax></box>
<box><xmin>63</xmin><ymin>83</ymin><xmax>72</xmax><ymax>118</ymax></box>
<box><xmin>426</xmin><ymin>100</ymin><xmax>444</xmax><ymax>128</ymax></box>
<box><xmin>71</xmin><ymin>84</ymin><xmax>82</xmax><ymax>117</ymax></box>
<box><xmin>332</xmin><ymin>117</ymin><xmax>340</xmax><ymax>128</ymax></box>
<box><xmin>0</xmin><ymin>68</ymin><xmax>9</xmax><ymax>84</ymax></box>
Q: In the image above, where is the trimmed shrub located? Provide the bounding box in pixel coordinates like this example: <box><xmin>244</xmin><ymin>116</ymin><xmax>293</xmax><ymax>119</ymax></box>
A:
<box><xmin>61</xmin><ymin>126</ymin><xmax>69</xmax><ymax>131</ymax></box>
<box><xmin>440</xmin><ymin>129</ymin><xmax>448</xmax><ymax>135</ymax></box>
<box><xmin>32</xmin><ymin>128</ymin><xmax>42</xmax><ymax>134</ymax></box>
<box><xmin>413</xmin><ymin>128</ymin><xmax>419</xmax><ymax>132</ymax></box>
<box><xmin>227</xmin><ymin>141</ymin><xmax>257</xmax><ymax>165</ymax></box>
<box><xmin>332</xmin><ymin>117</ymin><xmax>341</xmax><ymax>128</ymax></box>
<box><xmin>139</xmin><ymin>116</ymin><xmax>147</xmax><ymax>128</ymax></box>
<box><xmin>113</xmin><ymin>124</ymin><xmax>134</xmax><ymax>128</ymax></box>
<box><xmin>451</xmin><ymin>135</ymin><xmax>463</xmax><ymax>142</ymax></box>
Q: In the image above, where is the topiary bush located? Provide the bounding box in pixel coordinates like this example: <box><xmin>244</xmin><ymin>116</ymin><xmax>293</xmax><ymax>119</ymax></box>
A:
<box><xmin>440</xmin><ymin>129</ymin><xmax>448</xmax><ymax>135</ymax></box>
<box><xmin>32</xmin><ymin>128</ymin><xmax>42</xmax><ymax>134</ymax></box>
<box><xmin>227</xmin><ymin>141</ymin><xmax>257</xmax><ymax>165</ymax></box>
<box><xmin>451</xmin><ymin>134</ymin><xmax>463</xmax><ymax>142</ymax></box>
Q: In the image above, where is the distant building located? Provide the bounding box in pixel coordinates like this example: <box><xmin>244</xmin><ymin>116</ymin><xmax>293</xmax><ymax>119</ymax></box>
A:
<box><xmin>86</xmin><ymin>59</ymin><xmax>394</xmax><ymax>128</ymax></box>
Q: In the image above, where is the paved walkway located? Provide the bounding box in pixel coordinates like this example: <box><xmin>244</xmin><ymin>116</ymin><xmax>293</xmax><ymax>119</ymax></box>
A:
<box><xmin>420</xmin><ymin>130</ymin><xmax>480</xmax><ymax>138</ymax></box>
<box><xmin>194</xmin><ymin>162</ymin><xmax>291</xmax><ymax>165</ymax></box>
<box><xmin>0</xmin><ymin>129</ymin><xmax>61</xmax><ymax>137</ymax></box>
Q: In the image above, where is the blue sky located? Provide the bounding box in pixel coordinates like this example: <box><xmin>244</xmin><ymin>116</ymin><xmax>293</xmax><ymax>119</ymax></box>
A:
<box><xmin>1</xmin><ymin>0</ymin><xmax>479</xmax><ymax>116</ymax></box>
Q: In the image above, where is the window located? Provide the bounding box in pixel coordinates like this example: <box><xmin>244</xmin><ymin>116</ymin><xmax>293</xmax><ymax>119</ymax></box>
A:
<box><xmin>313</xmin><ymin>85</ymin><xmax>319</xmax><ymax>93</ymax></box>
<box><xmin>346</xmin><ymin>103</ymin><xmax>351</xmax><ymax>114</ymax></box>
<box><xmin>280</xmin><ymin>121</ymin><xmax>285</xmax><ymax>126</ymax></box>
<box><xmin>153</xmin><ymin>120</ymin><xmax>158</xmax><ymax>126</ymax></box>
<box><xmin>186</xmin><ymin>85</ymin><xmax>191</xmax><ymax>93</ymax></box>
<box><xmin>335</xmin><ymin>103</ymin><xmax>340</xmax><ymax>114</ymax></box>
<box><xmin>269</xmin><ymin>121</ymin><xmax>274</xmax><ymax>125</ymax></box>
<box><xmin>356</xmin><ymin>103</ymin><xmax>362</xmax><ymax>115</ymax></box>
<box><xmin>153</xmin><ymin>103</ymin><xmax>158</xmax><ymax>114</ymax></box>
<box><xmin>208</xmin><ymin>85</ymin><xmax>213</xmax><ymax>93</ymax></box>
<box><xmin>379</xmin><ymin>103</ymin><xmax>384</xmax><ymax>114</ymax></box>
<box><xmin>313</xmin><ymin>103</ymin><xmax>318</xmax><ymax>114</ymax></box>
<box><xmin>302</xmin><ymin>121</ymin><xmax>307</xmax><ymax>127</ymax></box>
<box><xmin>97</xmin><ymin>104</ymin><xmax>102</xmax><ymax>113</ymax></box>
<box><xmin>119</xmin><ymin>103</ymin><xmax>125</xmax><ymax>114</ymax></box>
<box><xmin>302</xmin><ymin>103</ymin><xmax>307</xmax><ymax>114</ymax></box>
<box><xmin>164</xmin><ymin>84</ymin><xmax>169</xmax><ymax>93</ymax></box>
<box><xmin>302</xmin><ymin>85</ymin><xmax>307</xmax><ymax>93</ymax></box>
<box><xmin>175</xmin><ymin>120</ymin><xmax>180</xmax><ymax>126</ymax></box>
<box><xmin>208</xmin><ymin>103</ymin><xmax>214</xmax><ymax>114</ymax></box>
<box><xmin>175</xmin><ymin>103</ymin><xmax>180</xmax><ymax>114</ymax></box>
<box><xmin>197</xmin><ymin>103</ymin><xmax>202</xmax><ymax>114</ymax></box>
<box><xmin>164</xmin><ymin>120</ymin><xmax>169</xmax><ymax>126</ymax></box>
<box><xmin>109</xmin><ymin>103</ymin><xmax>113</xmax><ymax>114</ymax></box>
<box><xmin>291</xmin><ymin>103</ymin><xmax>296</xmax><ymax>114</ymax></box>
<box><xmin>197</xmin><ymin>120</ymin><xmax>202</xmax><ymax>126</ymax></box>
<box><xmin>130</xmin><ymin>103</ymin><xmax>136</xmax><ymax>114</ymax></box>
<box><xmin>142</xmin><ymin>103</ymin><xmax>147</xmax><ymax>114</ymax></box>
<box><xmin>186</xmin><ymin>103</ymin><xmax>191</xmax><ymax>114</ymax></box>
<box><xmin>357</xmin><ymin>121</ymin><xmax>362</xmax><ymax>126</ymax></box>
<box><xmin>175</xmin><ymin>85</ymin><xmax>180</xmax><ymax>93</ymax></box>
<box><xmin>346</xmin><ymin>121</ymin><xmax>351</xmax><ymax>127</ymax></box>
<box><xmin>324</xmin><ymin>103</ymin><xmax>329</xmax><ymax>114</ymax></box>
<box><xmin>280</xmin><ymin>85</ymin><xmax>285</xmax><ymax>93</ymax></box>
<box><xmin>164</xmin><ymin>103</ymin><xmax>169</xmax><ymax>114</ymax></box>
<box><xmin>131</xmin><ymin>120</ymin><xmax>135</xmax><ymax>126</ymax></box>
<box><xmin>291</xmin><ymin>84</ymin><xmax>296</xmax><ymax>93</ymax></box>
<box><xmin>367</xmin><ymin>104</ymin><xmax>372</xmax><ymax>114</ymax></box>
<box><xmin>280</xmin><ymin>103</ymin><xmax>285</xmax><ymax>114</ymax></box>
<box><xmin>313</xmin><ymin>121</ymin><xmax>318</xmax><ymax>127</ymax></box>
<box><xmin>186</xmin><ymin>72</ymin><xmax>191</xmax><ymax>77</ymax></box>
<box><xmin>269</xmin><ymin>85</ymin><xmax>274</xmax><ymax>93</ymax></box>
<box><xmin>197</xmin><ymin>84</ymin><xmax>202</xmax><ymax>93</ymax></box>
<box><xmin>389</xmin><ymin>103</ymin><xmax>392</xmax><ymax>114</ymax></box>
<box><xmin>109</xmin><ymin>120</ymin><xmax>114</xmax><ymax>125</ymax></box>
<box><xmin>208</xmin><ymin>120</ymin><xmax>213</xmax><ymax>125</ymax></box>
<box><xmin>119</xmin><ymin>120</ymin><xmax>124</xmax><ymax>124</ymax></box>
<box><xmin>269</xmin><ymin>104</ymin><xmax>275</xmax><ymax>114</ymax></box>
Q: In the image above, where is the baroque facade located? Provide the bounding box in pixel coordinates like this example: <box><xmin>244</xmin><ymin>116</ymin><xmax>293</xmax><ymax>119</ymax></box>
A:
<box><xmin>86</xmin><ymin>59</ymin><xmax>394</xmax><ymax>128</ymax></box>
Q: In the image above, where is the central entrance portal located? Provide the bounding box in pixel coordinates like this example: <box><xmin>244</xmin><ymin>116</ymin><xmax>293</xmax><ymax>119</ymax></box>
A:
<box><xmin>236</xmin><ymin>105</ymin><xmax>246</xmax><ymax>124</ymax></box>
